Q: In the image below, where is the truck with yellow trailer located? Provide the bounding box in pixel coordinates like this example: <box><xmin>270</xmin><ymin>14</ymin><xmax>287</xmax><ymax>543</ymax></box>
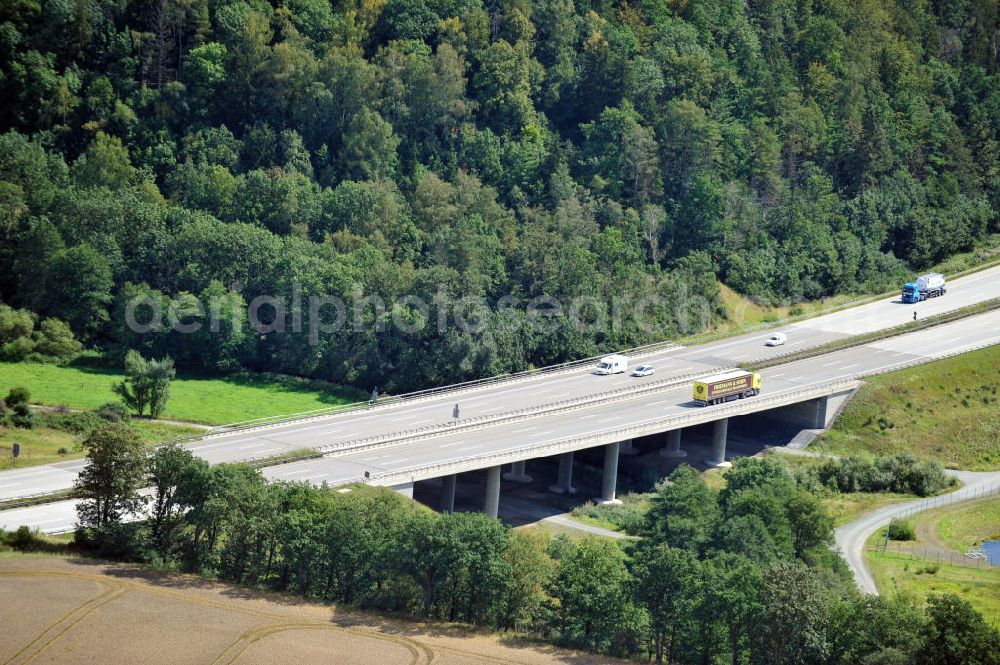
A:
<box><xmin>692</xmin><ymin>370</ymin><xmax>762</xmax><ymax>406</ymax></box>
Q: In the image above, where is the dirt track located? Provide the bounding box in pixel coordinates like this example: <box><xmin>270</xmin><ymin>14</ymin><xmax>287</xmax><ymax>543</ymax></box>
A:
<box><xmin>0</xmin><ymin>555</ymin><xmax>621</xmax><ymax>665</ymax></box>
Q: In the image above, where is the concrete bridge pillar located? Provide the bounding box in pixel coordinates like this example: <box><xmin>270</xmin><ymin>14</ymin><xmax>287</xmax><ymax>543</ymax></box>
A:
<box><xmin>620</xmin><ymin>439</ymin><xmax>639</xmax><ymax>456</ymax></box>
<box><xmin>439</xmin><ymin>474</ymin><xmax>456</xmax><ymax>513</ymax></box>
<box><xmin>549</xmin><ymin>452</ymin><xmax>577</xmax><ymax>495</ymax></box>
<box><xmin>660</xmin><ymin>429</ymin><xmax>686</xmax><ymax>458</ymax></box>
<box><xmin>710</xmin><ymin>418</ymin><xmax>731</xmax><ymax>468</ymax></box>
<box><xmin>599</xmin><ymin>442</ymin><xmax>622</xmax><ymax>505</ymax></box>
<box><xmin>484</xmin><ymin>466</ymin><xmax>501</xmax><ymax>518</ymax></box>
<box><xmin>503</xmin><ymin>460</ymin><xmax>532</xmax><ymax>483</ymax></box>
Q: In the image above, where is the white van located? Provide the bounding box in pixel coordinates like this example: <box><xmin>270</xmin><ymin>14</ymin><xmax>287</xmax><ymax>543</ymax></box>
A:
<box><xmin>595</xmin><ymin>354</ymin><xmax>628</xmax><ymax>375</ymax></box>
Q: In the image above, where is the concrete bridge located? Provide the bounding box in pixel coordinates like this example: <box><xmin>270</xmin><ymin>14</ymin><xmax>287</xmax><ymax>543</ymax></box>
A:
<box><xmin>2</xmin><ymin>289</ymin><xmax>999</xmax><ymax>533</ymax></box>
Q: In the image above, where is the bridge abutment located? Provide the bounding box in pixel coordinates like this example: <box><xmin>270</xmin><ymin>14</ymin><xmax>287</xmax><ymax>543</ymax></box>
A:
<box><xmin>766</xmin><ymin>387</ymin><xmax>857</xmax><ymax>430</ymax></box>
<box><xmin>391</xmin><ymin>481</ymin><xmax>414</xmax><ymax>498</ymax></box>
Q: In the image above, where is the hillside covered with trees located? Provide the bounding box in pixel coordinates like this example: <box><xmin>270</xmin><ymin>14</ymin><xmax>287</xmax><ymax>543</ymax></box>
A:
<box><xmin>0</xmin><ymin>0</ymin><xmax>998</xmax><ymax>391</ymax></box>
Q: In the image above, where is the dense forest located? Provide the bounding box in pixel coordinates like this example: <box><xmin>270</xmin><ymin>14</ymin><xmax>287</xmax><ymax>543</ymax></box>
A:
<box><xmin>1</xmin><ymin>0</ymin><xmax>998</xmax><ymax>391</ymax></box>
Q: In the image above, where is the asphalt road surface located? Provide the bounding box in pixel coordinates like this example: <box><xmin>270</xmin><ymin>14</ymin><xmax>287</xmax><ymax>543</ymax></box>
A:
<box><xmin>1</xmin><ymin>266</ymin><xmax>997</xmax><ymax>503</ymax></box>
<box><xmin>3</xmin><ymin>307</ymin><xmax>998</xmax><ymax>534</ymax></box>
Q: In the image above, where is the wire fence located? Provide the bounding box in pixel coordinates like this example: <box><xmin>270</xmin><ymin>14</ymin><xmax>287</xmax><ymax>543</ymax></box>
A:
<box><xmin>869</xmin><ymin>480</ymin><xmax>1000</xmax><ymax>571</ymax></box>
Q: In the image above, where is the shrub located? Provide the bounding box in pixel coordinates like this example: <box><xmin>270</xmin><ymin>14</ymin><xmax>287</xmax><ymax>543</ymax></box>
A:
<box><xmin>1</xmin><ymin>336</ymin><xmax>35</xmax><ymax>360</ymax></box>
<box><xmin>58</xmin><ymin>447</ymin><xmax>69</xmax><ymax>455</ymax></box>
<box><xmin>571</xmin><ymin>493</ymin><xmax>650</xmax><ymax>534</ymax></box>
<box><xmin>887</xmin><ymin>521</ymin><xmax>915</xmax><ymax>541</ymax></box>
<box><xmin>5</xmin><ymin>386</ymin><xmax>30</xmax><ymax>408</ymax></box>
<box><xmin>4</xmin><ymin>526</ymin><xmax>44</xmax><ymax>551</ymax></box>
<box><xmin>42</xmin><ymin>411</ymin><xmax>100</xmax><ymax>435</ymax></box>
<box><xmin>77</xmin><ymin>522</ymin><xmax>156</xmax><ymax>563</ymax></box>
<box><xmin>10</xmin><ymin>409</ymin><xmax>36</xmax><ymax>429</ymax></box>
<box><xmin>817</xmin><ymin>454</ymin><xmax>952</xmax><ymax>496</ymax></box>
<box><xmin>96</xmin><ymin>401</ymin><xmax>131</xmax><ymax>423</ymax></box>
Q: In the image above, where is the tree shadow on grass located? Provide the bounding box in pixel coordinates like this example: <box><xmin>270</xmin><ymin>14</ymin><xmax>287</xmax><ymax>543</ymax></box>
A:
<box><xmin>66</xmin><ymin>556</ymin><xmax>317</xmax><ymax>608</ymax></box>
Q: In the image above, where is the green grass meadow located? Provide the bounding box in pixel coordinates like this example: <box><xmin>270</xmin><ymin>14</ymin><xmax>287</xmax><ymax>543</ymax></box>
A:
<box><xmin>935</xmin><ymin>497</ymin><xmax>1000</xmax><ymax>552</ymax></box>
<box><xmin>867</xmin><ymin>547</ymin><xmax>1000</xmax><ymax>622</ymax></box>
<box><xmin>0</xmin><ymin>361</ymin><xmax>362</xmax><ymax>425</ymax></box>
<box><xmin>0</xmin><ymin>420</ymin><xmax>202</xmax><ymax>468</ymax></box>
<box><xmin>815</xmin><ymin>344</ymin><xmax>1000</xmax><ymax>470</ymax></box>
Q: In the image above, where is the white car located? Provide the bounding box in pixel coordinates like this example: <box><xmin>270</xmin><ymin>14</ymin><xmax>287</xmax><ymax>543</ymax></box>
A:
<box><xmin>765</xmin><ymin>332</ymin><xmax>787</xmax><ymax>347</ymax></box>
<box><xmin>631</xmin><ymin>364</ymin><xmax>655</xmax><ymax>377</ymax></box>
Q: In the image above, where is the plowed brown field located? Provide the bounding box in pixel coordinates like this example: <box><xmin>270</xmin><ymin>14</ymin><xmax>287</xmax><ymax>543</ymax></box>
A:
<box><xmin>0</xmin><ymin>555</ymin><xmax>622</xmax><ymax>665</ymax></box>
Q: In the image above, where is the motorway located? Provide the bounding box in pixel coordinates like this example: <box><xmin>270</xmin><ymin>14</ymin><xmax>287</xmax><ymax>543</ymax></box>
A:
<box><xmin>3</xmin><ymin>307</ymin><xmax>999</xmax><ymax>534</ymax></box>
<box><xmin>263</xmin><ymin>308</ymin><xmax>1000</xmax><ymax>486</ymax></box>
<box><xmin>1</xmin><ymin>265</ymin><xmax>998</xmax><ymax>504</ymax></box>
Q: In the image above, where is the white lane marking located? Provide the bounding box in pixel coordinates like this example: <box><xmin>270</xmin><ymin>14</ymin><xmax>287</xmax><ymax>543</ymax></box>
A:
<box><xmin>511</xmin><ymin>427</ymin><xmax>537</xmax><ymax>434</ymax></box>
<box><xmin>600</xmin><ymin>416</ymin><xmax>623</xmax><ymax>423</ymax></box>
<box><xmin>270</xmin><ymin>468</ymin><xmax>305</xmax><ymax>477</ymax></box>
<box><xmin>301</xmin><ymin>472</ymin><xmax>331</xmax><ymax>480</ymax></box>
<box><xmin>769</xmin><ymin>373</ymin><xmax>785</xmax><ymax>378</ymax></box>
<box><xmin>387</xmin><ymin>458</ymin><xmax>409</xmax><ymax>464</ymax></box>
<box><xmin>194</xmin><ymin>440</ymin><xmax>247</xmax><ymax>450</ymax></box>
<box><xmin>410</xmin><ymin>419</ymin><xmax>433</xmax><ymax>425</ymax></box>
<box><xmin>437</xmin><ymin>441</ymin><xmax>466</xmax><ymax>448</ymax></box>
<box><xmin>360</xmin><ymin>455</ymin><xmax>388</xmax><ymax>461</ymax></box>
<box><xmin>840</xmin><ymin>363</ymin><xmax>859</xmax><ymax>369</ymax></box>
<box><xmin>821</xmin><ymin>361</ymin><xmax>839</xmax><ymax>367</ymax></box>
<box><xmin>457</xmin><ymin>445</ymin><xmax>482</xmax><ymax>453</ymax></box>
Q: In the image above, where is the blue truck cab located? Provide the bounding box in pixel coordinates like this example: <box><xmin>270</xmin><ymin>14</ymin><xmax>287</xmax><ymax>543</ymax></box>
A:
<box><xmin>901</xmin><ymin>282</ymin><xmax>921</xmax><ymax>303</ymax></box>
<box><xmin>902</xmin><ymin>273</ymin><xmax>946</xmax><ymax>303</ymax></box>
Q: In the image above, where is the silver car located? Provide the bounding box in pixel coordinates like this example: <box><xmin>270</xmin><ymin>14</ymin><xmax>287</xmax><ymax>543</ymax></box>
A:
<box><xmin>765</xmin><ymin>332</ymin><xmax>787</xmax><ymax>347</ymax></box>
<box><xmin>631</xmin><ymin>364</ymin><xmax>655</xmax><ymax>377</ymax></box>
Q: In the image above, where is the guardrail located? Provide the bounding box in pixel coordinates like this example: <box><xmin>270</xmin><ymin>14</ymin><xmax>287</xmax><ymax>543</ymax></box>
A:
<box><xmin>0</xmin><ymin>488</ymin><xmax>76</xmax><ymax>511</ymax></box>
<box><xmin>310</xmin><ymin>366</ymin><xmax>739</xmax><ymax>457</ymax></box>
<box><xmin>366</xmin><ymin>379</ymin><xmax>861</xmax><ymax>487</ymax></box>
<box><xmin>740</xmin><ymin>297</ymin><xmax>1000</xmax><ymax>368</ymax></box>
<box><xmin>5</xmin><ymin>303</ymin><xmax>996</xmax><ymax>510</ymax></box>
<box><xmin>160</xmin><ymin>340</ymin><xmax>686</xmax><ymax>444</ymax></box>
<box><xmin>859</xmin><ymin>338</ymin><xmax>1000</xmax><ymax>379</ymax></box>
<box><xmin>156</xmin><ymin>273</ymin><xmax>1000</xmax><ymax>448</ymax></box>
